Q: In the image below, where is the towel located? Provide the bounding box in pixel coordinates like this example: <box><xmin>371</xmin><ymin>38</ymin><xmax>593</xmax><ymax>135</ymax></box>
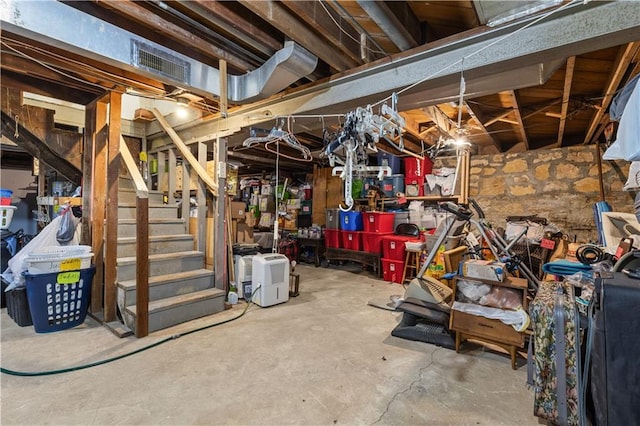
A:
<box><xmin>542</xmin><ymin>259</ymin><xmax>592</xmax><ymax>277</ymax></box>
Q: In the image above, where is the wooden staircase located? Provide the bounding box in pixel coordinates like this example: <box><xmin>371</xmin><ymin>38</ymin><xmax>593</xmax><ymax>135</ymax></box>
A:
<box><xmin>115</xmin><ymin>185</ymin><xmax>225</xmax><ymax>334</ymax></box>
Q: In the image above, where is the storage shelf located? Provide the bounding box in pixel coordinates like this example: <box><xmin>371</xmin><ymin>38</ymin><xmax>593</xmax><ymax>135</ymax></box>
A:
<box><xmin>36</xmin><ymin>196</ymin><xmax>82</xmax><ymax>206</ymax></box>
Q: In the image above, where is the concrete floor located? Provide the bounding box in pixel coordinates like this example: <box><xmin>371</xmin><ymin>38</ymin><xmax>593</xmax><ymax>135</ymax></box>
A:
<box><xmin>1</xmin><ymin>263</ymin><xmax>539</xmax><ymax>425</ymax></box>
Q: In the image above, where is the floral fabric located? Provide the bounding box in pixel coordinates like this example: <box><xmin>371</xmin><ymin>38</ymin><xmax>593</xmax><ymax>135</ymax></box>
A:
<box><xmin>529</xmin><ymin>281</ymin><xmax>579</xmax><ymax>426</ymax></box>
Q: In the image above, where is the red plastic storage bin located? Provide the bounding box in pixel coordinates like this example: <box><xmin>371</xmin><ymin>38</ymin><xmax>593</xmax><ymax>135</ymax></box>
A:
<box><xmin>404</xmin><ymin>157</ymin><xmax>433</xmax><ymax>184</ymax></box>
<box><xmin>362</xmin><ymin>212</ymin><xmax>395</xmax><ymax>233</ymax></box>
<box><xmin>382</xmin><ymin>258</ymin><xmax>405</xmax><ymax>284</ymax></box>
<box><xmin>324</xmin><ymin>229</ymin><xmax>341</xmax><ymax>248</ymax></box>
<box><xmin>341</xmin><ymin>230</ymin><xmax>362</xmax><ymax>251</ymax></box>
<box><xmin>362</xmin><ymin>232</ymin><xmax>393</xmax><ymax>254</ymax></box>
<box><xmin>381</xmin><ymin>235</ymin><xmax>421</xmax><ymax>261</ymax></box>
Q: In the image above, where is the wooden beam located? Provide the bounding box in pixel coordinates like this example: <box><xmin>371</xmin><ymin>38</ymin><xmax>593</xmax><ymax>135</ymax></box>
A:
<box><xmin>557</xmin><ymin>56</ymin><xmax>576</xmax><ymax>147</ymax></box>
<box><xmin>0</xmin><ymin>110</ymin><xmax>82</xmax><ymax>183</ymax></box>
<box><xmin>522</xmin><ymin>99</ymin><xmax>563</xmax><ymax>121</ymax></box>
<box><xmin>186</xmin><ymin>0</ymin><xmax>281</xmax><ymax>56</ymax></box>
<box><xmin>384</xmin><ymin>1</ymin><xmax>422</xmax><ymax>46</ymax></box>
<box><xmin>464</xmin><ymin>101</ymin><xmax>503</xmax><ymax>153</ymax></box>
<box><xmin>482</xmin><ymin>110</ymin><xmax>513</xmax><ymax>127</ymax></box>
<box><xmin>135</xmin><ymin>196</ymin><xmax>149</xmax><ymax>337</ymax></box>
<box><xmin>281</xmin><ymin>1</ymin><xmax>363</xmax><ymax>65</ymax></box>
<box><xmin>584</xmin><ymin>42</ymin><xmax>640</xmax><ymax>144</ymax></box>
<box><xmin>88</xmin><ymin>97</ymin><xmax>108</xmax><ymax>315</ymax></box>
<box><xmin>399</xmin><ymin>112</ymin><xmax>430</xmax><ymax>145</ymax></box>
<box><xmin>98</xmin><ymin>0</ymin><xmax>256</xmax><ymax>72</ymax></box>
<box><xmin>510</xmin><ymin>90</ymin><xmax>529</xmax><ymax>150</ymax></box>
<box><xmin>219</xmin><ymin>59</ymin><xmax>228</xmax><ymax>118</ymax></box>
<box><xmin>152</xmin><ymin>108</ymin><xmax>219</xmax><ymax>196</ymax></box>
<box><xmin>196</xmin><ymin>142</ymin><xmax>208</xmax><ymax>254</ymax></box>
<box><xmin>422</xmin><ymin>105</ymin><xmax>455</xmax><ymax>138</ymax></box>
<box><xmin>1</xmin><ymin>54</ymin><xmax>104</xmax><ymax>97</ymax></box>
<box><xmin>104</xmin><ymin>91</ymin><xmax>121</xmax><ymax>323</ymax></box>
<box><xmin>497</xmin><ymin>117</ymin><xmax>519</xmax><ymax>126</ymax></box>
<box><xmin>214</xmin><ymin>137</ymin><xmax>228</xmax><ymax>289</ymax></box>
<box><xmin>237</xmin><ymin>0</ymin><xmax>357</xmax><ymax>72</ymax></box>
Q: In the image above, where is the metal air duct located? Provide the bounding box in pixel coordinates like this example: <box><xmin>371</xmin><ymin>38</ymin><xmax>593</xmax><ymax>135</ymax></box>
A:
<box><xmin>0</xmin><ymin>0</ymin><xmax>317</xmax><ymax>103</ymax></box>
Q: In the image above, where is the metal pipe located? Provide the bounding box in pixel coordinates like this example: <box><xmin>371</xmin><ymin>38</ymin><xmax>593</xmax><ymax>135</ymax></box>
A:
<box><xmin>356</xmin><ymin>0</ymin><xmax>417</xmax><ymax>51</ymax></box>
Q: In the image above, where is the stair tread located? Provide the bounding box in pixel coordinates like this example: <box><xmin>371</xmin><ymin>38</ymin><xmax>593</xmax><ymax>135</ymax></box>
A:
<box><xmin>118</xmin><ymin>234</ymin><xmax>193</xmax><ymax>243</ymax></box>
<box><xmin>118</xmin><ymin>203</ymin><xmax>179</xmax><ymax>208</ymax></box>
<box><xmin>118</xmin><ymin>218</ymin><xmax>185</xmax><ymax>224</ymax></box>
<box><xmin>118</xmin><ymin>250</ymin><xmax>202</xmax><ymax>264</ymax></box>
<box><xmin>126</xmin><ymin>288</ymin><xmax>225</xmax><ymax>315</ymax></box>
<box><xmin>118</xmin><ymin>268</ymin><xmax>213</xmax><ymax>289</ymax></box>
<box><xmin>118</xmin><ymin>187</ymin><xmax>164</xmax><ymax>195</ymax></box>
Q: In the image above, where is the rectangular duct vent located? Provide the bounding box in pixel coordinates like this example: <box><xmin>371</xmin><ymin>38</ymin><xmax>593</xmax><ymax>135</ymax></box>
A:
<box><xmin>131</xmin><ymin>40</ymin><xmax>190</xmax><ymax>84</ymax></box>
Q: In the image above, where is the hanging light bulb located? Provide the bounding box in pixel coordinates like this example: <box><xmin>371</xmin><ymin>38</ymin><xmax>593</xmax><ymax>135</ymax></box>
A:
<box><xmin>175</xmin><ymin>97</ymin><xmax>189</xmax><ymax>119</ymax></box>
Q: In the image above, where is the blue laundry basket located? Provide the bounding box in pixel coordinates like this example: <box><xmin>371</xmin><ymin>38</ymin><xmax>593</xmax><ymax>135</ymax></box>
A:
<box><xmin>24</xmin><ymin>266</ymin><xmax>95</xmax><ymax>333</ymax></box>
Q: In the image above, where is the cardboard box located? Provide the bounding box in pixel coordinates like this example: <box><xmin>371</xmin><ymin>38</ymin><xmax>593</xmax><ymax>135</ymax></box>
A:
<box><xmin>236</xmin><ymin>222</ymin><xmax>254</xmax><ymax>243</ymax></box>
<box><xmin>258</xmin><ymin>212</ymin><xmax>274</xmax><ymax>228</ymax></box>
<box><xmin>230</xmin><ymin>201</ymin><xmax>246</xmax><ymax>219</ymax></box>
<box><xmin>462</xmin><ymin>259</ymin><xmax>506</xmax><ymax>282</ymax></box>
<box><xmin>259</xmin><ymin>195</ymin><xmax>275</xmax><ymax>213</ymax></box>
<box><xmin>286</xmin><ymin>198</ymin><xmax>301</xmax><ymax>209</ymax></box>
<box><xmin>244</xmin><ymin>211</ymin><xmax>257</xmax><ymax>228</ymax></box>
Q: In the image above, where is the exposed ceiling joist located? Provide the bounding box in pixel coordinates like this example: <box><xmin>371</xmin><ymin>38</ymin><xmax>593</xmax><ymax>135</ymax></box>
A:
<box><xmin>509</xmin><ymin>90</ymin><xmax>529</xmax><ymax>150</ymax></box>
<box><xmin>557</xmin><ymin>56</ymin><xmax>575</xmax><ymax>147</ymax></box>
<box><xmin>181</xmin><ymin>1</ymin><xmax>281</xmax><ymax>57</ymax></box>
<box><xmin>422</xmin><ymin>105</ymin><xmax>455</xmax><ymax>138</ymax></box>
<box><xmin>483</xmin><ymin>110</ymin><xmax>513</xmax><ymax>127</ymax></box>
<box><xmin>143</xmin><ymin>1</ymin><xmax>640</xmax><ymax>148</ymax></box>
<box><xmin>464</xmin><ymin>101</ymin><xmax>502</xmax><ymax>153</ymax></box>
<box><xmin>88</xmin><ymin>0</ymin><xmax>257</xmax><ymax>72</ymax></box>
<box><xmin>237</xmin><ymin>0</ymin><xmax>358</xmax><ymax>72</ymax></box>
<box><xmin>281</xmin><ymin>1</ymin><xmax>363</xmax><ymax>65</ymax></box>
<box><xmin>356</xmin><ymin>0</ymin><xmax>418</xmax><ymax>51</ymax></box>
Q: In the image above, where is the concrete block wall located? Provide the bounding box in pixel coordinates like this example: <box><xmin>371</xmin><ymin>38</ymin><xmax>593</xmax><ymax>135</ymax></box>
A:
<box><xmin>434</xmin><ymin>146</ymin><xmax>635</xmax><ymax>243</ymax></box>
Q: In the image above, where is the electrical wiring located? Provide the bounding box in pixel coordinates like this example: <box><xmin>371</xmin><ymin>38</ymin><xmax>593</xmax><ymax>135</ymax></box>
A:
<box><xmin>0</xmin><ymin>286</ymin><xmax>261</xmax><ymax>377</ymax></box>
<box><xmin>318</xmin><ymin>0</ymin><xmax>388</xmax><ymax>57</ymax></box>
<box><xmin>1</xmin><ymin>39</ymin><xmax>167</xmax><ymax>98</ymax></box>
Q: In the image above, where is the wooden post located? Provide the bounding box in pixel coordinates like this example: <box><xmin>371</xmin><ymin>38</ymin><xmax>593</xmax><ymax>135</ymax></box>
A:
<box><xmin>214</xmin><ymin>137</ymin><xmax>227</xmax><ymax>290</ymax></box>
<box><xmin>196</xmin><ymin>142</ymin><xmax>207</xmax><ymax>253</ymax></box>
<box><xmin>87</xmin><ymin>97</ymin><xmax>108</xmax><ymax>316</ymax></box>
<box><xmin>104</xmin><ymin>91</ymin><xmax>121</xmax><ymax>322</ymax></box>
<box><xmin>136</xmin><ymin>196</ymin><xmax>149</xmax><ymax>337</ymax></box>
<box><xmin>219</xmin><ymin>59</ymin><xmax>228</xmax><ymax>118</ymax></box>
<box><xmin>596</xmin><ymin>140</ymin><xmax>606</xmax><ymax>203</ymax></box>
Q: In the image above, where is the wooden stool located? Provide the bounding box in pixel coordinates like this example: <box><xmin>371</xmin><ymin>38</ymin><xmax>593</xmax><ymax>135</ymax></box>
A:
<box><xmin>402</xmin><ymin>249</ymin><xmax>422</xmax><ymax>284</ymax></box>
<box><xmin>289</xmin><ymin>273</ymin><xmax>300</xmax><ymax>297</ymax></box>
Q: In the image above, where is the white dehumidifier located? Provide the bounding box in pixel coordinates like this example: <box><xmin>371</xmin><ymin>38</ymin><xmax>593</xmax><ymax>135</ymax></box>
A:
<box><xmin>233</xmin><ymin>255</ymin><xmax>254</xmax><ymax>299</ymax></box>
<box><xmin>251</xmin><ymin>253</ymin><xmax>290</xmax><ymax>307</ymax></box>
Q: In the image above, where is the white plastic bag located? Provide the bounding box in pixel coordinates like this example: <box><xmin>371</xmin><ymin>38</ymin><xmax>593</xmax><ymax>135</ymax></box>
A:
<box><xmin>4</xmin><ymin>215</ymin><xmax>81</xmax><ymax>291</ymax></box>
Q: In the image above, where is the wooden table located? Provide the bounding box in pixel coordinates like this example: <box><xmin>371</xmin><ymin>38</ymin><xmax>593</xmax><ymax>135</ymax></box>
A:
<box><xmin>296</xmin><ymin>236</ymin><xmax>325</xmax><ymax>267</ymax></box>
<box><xmin>324</xmin><ymin>247</ymin><xmax>381</xmax><ymax>277</ymax></box>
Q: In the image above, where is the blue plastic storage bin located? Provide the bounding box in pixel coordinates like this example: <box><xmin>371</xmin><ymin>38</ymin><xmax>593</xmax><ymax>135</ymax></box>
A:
<box><xmin>381</xmin><ymin>174</ymin><xmax>405</xmax><ymax>197</ymax></box>
<box><xmin>377</xmin><ymin>152</ymin><xmax>402</xmax><ymax>175</ymax></box>
<box><xmin>339</xmin><ymin>210</ymin><xmax>363</xmax><ymax>231</ymax></box>
<box><xmin>24</xmin><ymin>266</ymin><xmax>95</xmax><ymax>333</ymax></box>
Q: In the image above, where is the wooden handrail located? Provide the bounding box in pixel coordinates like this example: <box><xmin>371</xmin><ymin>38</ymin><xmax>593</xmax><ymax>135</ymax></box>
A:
<box><xmin>152</xmin><ymin>108</ymin><xmax>219</xmax><ymax>197</ymax></box>
<box><xmin>119</xmin><ymin>135</ymin><xmax>149</xmax><ymax>198</ymax></box>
